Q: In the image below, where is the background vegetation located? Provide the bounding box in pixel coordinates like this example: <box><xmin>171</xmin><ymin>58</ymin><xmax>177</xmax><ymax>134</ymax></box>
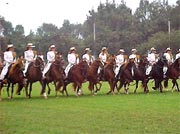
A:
<box><xmin>0</xmin><ymin>0</ymin><xmax>180</xmax><ymax>59</ymax></box>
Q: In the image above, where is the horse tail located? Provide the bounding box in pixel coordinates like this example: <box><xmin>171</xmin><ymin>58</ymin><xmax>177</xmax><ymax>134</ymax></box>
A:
<box><xmin>16</xmin><ymin>83</ymin><xmax>24</xmax><ymax>95</ymax></box>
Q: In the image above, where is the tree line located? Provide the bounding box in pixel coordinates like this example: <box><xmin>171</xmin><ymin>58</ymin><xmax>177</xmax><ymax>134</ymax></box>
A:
<box><xmin>0</xmin><ymin>0</ymin><xmax>180</xmax><ymax>58</ymax></box>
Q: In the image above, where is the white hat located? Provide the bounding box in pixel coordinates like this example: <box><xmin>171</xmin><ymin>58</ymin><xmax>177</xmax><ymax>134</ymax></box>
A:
<box><xmin>129</xmin><ymin>55</ymin><xmax>135</xmax><ymax>59</ymax></box>
<box><xmin>70</xmin><ymin>47</ymin><xmax>76</xmax><ymax>51</ymax></box>
<box><xmin>119</xmin><ymin>49</ymin><xmax>125</xmax><ymax>53</ymax></box>
<box><xmin>27</xmin><ymin>43</ymin><xmax>35</xmax><ymax>47</ymax></box>
<box><xmin>150</xmin><ymin>47</ymin><xmax>156</xmax><ymax>51</ymax></box>
<box><xmin>131</xmin><ymin>48</ymin><xmax>137</xmax><ymax>52</ymax></box>
<box><xmin>166</xmin><ymin>47</ymin><xmax>171</xmax><ymax>51</ymax></box>
<box><xmin>49</xmin><ymin>44</ymin><xmax>55</xmax><ymax>49</ymax></box>
<box><xmin>102</xmin><ymin>47</ymin><xmax>107</xmax><ymax>51</ymax></box>
<box><xmin>85</xmin><ymin>47</ymin><xmax>91</xmax><ymax>51</ymax></box>
<box><xmin>7</xmin><ymin>44</ymin><xmax>13</xmax><ymax>48</ymax></box>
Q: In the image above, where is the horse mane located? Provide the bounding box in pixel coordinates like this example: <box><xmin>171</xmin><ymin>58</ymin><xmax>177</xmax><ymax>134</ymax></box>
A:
<box><xmin>105</xmin><ymin>56</ymin><xmax>115</xmax><ymax>67</ymax></box>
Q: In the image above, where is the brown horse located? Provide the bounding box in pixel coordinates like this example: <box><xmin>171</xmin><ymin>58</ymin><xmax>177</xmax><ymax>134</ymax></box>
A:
<box><xmin>133</xmin><ymin>55</ymin><xmax>149</xmax><ymax>93</ymax></box>
<box><xmin>116</xmin><ymin>58</ymin><xmax>135</xmax><ymax>94</ymax></box>
<box><xmin>164</xmin><ymin>57</ymin><xmax>180</xmax><ymax>92</ymax></box>
<box><xmin>41</xmin><ymin>54</ymin><xmax>65</xmax><ymax>98</ymax></box>
<box><xmin>100</xmin><ymin>55</ymin><xmax>116</xmax><ymax>95</ymax></box>
<box><xmin>0</xmin><ymin>57</ymin><xmax>24</xmax><ymax>100</ymax></box>
<box><xmin>148</xmin><ymin>56</ymin><xmax>168</xmax><ymax>93</ymax></box>
<box><xmin>62</xmin><ymin>60</ymin><xmax>89</xmax><ymax>96</ymax></box>
<box><xmin>87</xmin><ymin>58</ymin><xmax>103</xmax><ymax>95</ymax></box>
<box><xmin>24</xmin><ymin>57</ymin><xmax>44</xmax><ymax>98</ymax></box>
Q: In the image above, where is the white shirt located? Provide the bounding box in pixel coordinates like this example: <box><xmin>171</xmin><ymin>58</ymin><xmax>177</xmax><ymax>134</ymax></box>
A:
<box><xmin>24</xmin><ymin>50</ymin><xmax>35</xmax><ymax>62</ymax></box>
<box><xmin>47</xmin><ymin>51</ymin><xmax>55</xmax><ymax>62</ymax></box>
<box><xmin>116</xmin><ymin>54</ymin><xmax>124</xmax><ymax>66</ymax></box>
<box><xmin>82</xmin><ymin>53</ymin><xmax>92</xmax><ymax>65</ymax></box>
<box><xmin>164</xmin><ymin>52</ymin><xmax>173</xmax><ymax>63</ymax></box>
<box><xmin>4</xmin><ymin>51</ymin><xmax>14</xmax><ymax>64</ymax></box>
<box><xmin>68</xmin><ymin>53</ymin><xmax>78</xmax><ymax>65</ymax></box>
<box><xmin>175</xmin><ymin>53</ymin><xmax>180</xmax><ymax>60</ymax></box>
<box><xmin>99</xmin><ymin>53</ymin><xmax>108</xmax><ymax>63</ymax></box>
<box><xmin>129</xmin><ymin>54</ymin><xmax>139</xmax><ymax>63</ymax></box>
<box><xmin>147</xmin><ymin>53</ymin><xmax>157</xmax><ymax>65</ymax></box>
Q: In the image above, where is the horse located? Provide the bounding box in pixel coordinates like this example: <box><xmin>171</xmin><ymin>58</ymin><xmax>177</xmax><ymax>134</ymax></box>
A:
<box><xmin>148</xmin><ymin>56</ymin><xmax>168</xmax><ymax>93</ymax></box>
<box><xmin>87</xmin><ymin>58</ymin><xmax>103</xmax><ymax>95</ymax></box>
<box><xmin>115</xmin><ymin>58</ymin><xmax>135</xmax><ymax>94</ymax></box>
<box><xmin>0</xmin><ymin>57</ymin><xmax>25</xmax><ymax>100</ymax></box>
<box><xmin>24</xmin><ymin>57</ymin><xmax>44</xmax><ymax>98</ymax></box>
<box><xmin>62</xmin><ymin>60</ymin><xmax>89</xmax><ymax>96</ymax></box>
<box><xmin>133</xmin><ymin>55</ymin><xmax>149</xmax><ymax>93</ymax></box>
<box><xmin>100</xmin><ymin>55</ymin><xmax>116</xmax><ymax>95</ymax></box>
<box><xmin>41</xmin><ymin>54</ymin><xmax>65</xmax><ymax>98</ymax></box>
<box><xmin>164</xmin><ymin>57</ymin><xmax>180</xmax><ymax>92</ymax></box>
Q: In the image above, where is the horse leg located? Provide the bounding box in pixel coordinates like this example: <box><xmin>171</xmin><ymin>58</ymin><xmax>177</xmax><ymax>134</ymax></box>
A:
<box><xmin>164</xmin><ymin>78</ymin><xmax>169</xmax><ymax>91</ymax></box>
<box><xmin>159</xmin><ymin>81</ymin><xmax>163</xmax><ymax>93</ymax></box>
<box><xmin>40</xmin><ymin>80</ymin><xmax>47</xmax><ymax>99</ymax></box>
<box><xmin>134</xmin><ymin>80</ymin><xmax>138</xmax><ymax>93</ymax></box>
<box><xmin>6</xmin><ymin>83</ymin><xmax>11</xmax><ymax>99</ymax></box>
<box><xmin>62</xmin><ymin>82</ymin><xmax>69</xmax><ymax>96</ymax></box>
<box><xmin>88</xmin><ymin>81</ymin><xmax>93</xmax><ymax>95</ymax></box>
<box><xmin>172</xmin><ymin>79</ymin><xmax>179</xmax><ymax>92</ymax></box>
<box><xmin>124</xmin><ymin>81</ymin><xmax>129</xmax><ymax>94</ymax></box>
<box><xmin>47</xmin><ymin>83</ymin><xmax>52</xmax><ymax>95</ymax></box>
<box><xmin>144</xmin><ymin>79</ymin><xmax>149</xmax><ymax>93</ymax></box>
<box><xmin>106</xmin><ymin>80</ymin><xmax>115</xmax><ymax>95</ymax></box>
<box><xmin>11</xmin><ymin>84</ymin><xmax>14</xmax><ymax>99</ymax></box>
<box><xmin>72</xmin><ymin>83</ymin><xmax>78</xmax><ymax>96</ymax></box>
<box><xmin>95</xmin><ymin>82</ymin><xmax>102</xmax><ymax>94</ymax></box>
<box><xmin>25</xmin><ymin>81</ymin><xmax>29</xmax><ymax>97</ymax></box>
<box><xmin>29</xmin><ymin>83</ymin><xmax>33</xmax><ymax>98</ymax></box>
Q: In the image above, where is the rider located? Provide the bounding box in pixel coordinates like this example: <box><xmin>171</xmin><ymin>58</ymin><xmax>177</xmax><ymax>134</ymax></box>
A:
<box><xmin>129</xmin><ymin>48</ymin><xmax>140</xmax><ymax>66</ymax></box>
<box><xmin>99</xmin><ymin>47</ymin><xmax>109</xmax><ymax>65</ymax></box>
<box><xmin>175</xmin><ymin>49</ymin><xmax>180</xmax><ymax>60</ymax></box>
<box><xmin>146</xmin><ymin>47</ymin><xmax>158</xmax><ymax>76</ymax></box>
<box><xmin>82</xmin><ymin>47</ymin><xmax>93</xmax><ymax>65</ymax></box>
<box><xmin>115</xmin><ymin>49</ymin><xmax>126</xmax><ymax>77</ymax></box>
<box><xmin>64</xmin><ymin>47</ymin><xmax>79</xmax><ymax>77</ymax></box>
<box><xmin>42</xmin><ymin>44</ymin><xmax>56</xmax><ymax>79</ymax></box>
<box><xmin>0</xmin><ymin>44</ymin><xmax>16</xmax><ymax>83</ymax></box>
<box><xmin>163</xmin><ymin>47</ymin><xmax>174</xmax><ymax>65</ymax></box>
<box><xmin>23</xmin><ymin>43</ymin><xmax>36</xmax><ymax>77</ymax></box>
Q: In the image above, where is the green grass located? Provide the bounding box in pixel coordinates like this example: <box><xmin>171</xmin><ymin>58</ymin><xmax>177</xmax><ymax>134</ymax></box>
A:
<box><xmin>0</xmin><ymin>80</ymin><xmax>180</xmax><ymax>134</ymax></box>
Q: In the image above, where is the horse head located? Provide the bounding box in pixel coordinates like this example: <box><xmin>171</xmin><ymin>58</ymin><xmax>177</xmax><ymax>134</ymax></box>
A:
<box><xmin>158</xmin><ymin>55</ymin><xmax>168</xmax><ymax>67</ymax></box>
<box><xmin>35</xmin><ymin>57</ymin><xmax>44</xmax><ymax>71</ymax></box>
<box><xmin>92</xmin><ymin>58</ymin><xmax>104</xmax><ymax>69</ymax></box>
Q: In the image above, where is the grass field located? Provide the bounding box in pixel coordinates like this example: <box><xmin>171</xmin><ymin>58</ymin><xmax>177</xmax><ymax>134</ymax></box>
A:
<box><xmin>0</xmin><ymin>80</ymin><xmax>180</xmax><ymax>134</ymax></box>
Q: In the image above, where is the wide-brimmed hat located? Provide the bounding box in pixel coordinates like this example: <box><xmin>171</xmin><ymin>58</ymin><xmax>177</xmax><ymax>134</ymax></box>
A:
<box><xmin>150</xmin><ymin>47</ymin><xmax>156</xmax><ymax>51</ymax></box>
<box><xmin>85</xmin><ymin>47</ymin><xmax>91</xmax><ymax>52</ymax></box>
<box><xmin>70</xmin><ymin>47</ymin><xmax>76</xmax><ymax>51</ymax></box>
<box><xmin>166</xmin><ymin>47</ymin><xmax>171</xmax><ymax>52</ymax></box>
<box><xmin>119</xmin><ymin>49</ymin><xmax>125</xmax><ymax>53</ymax></box>
<box><xmin>131</xmin><ymin>48</ymin><xmax>137</xmax><ymax>52</ymax></box>
<box><xmin>49</xmin><ymin>44</ymin><xmax>56</xmax><ymax>49</ymax></box>
<box><xmin>101</xmin><ymin>47</ymin><xmax>107</xmax><ymax>51</ymax></box>
<box><xmin>27</xmin><ymin>43</ymin><xmax>35</xmax><ymax>48</ymax></box>
<box><xmin>7</xmin><ymin>44</ymin><xmax>14</xmax><ymax>48</ymax></box>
